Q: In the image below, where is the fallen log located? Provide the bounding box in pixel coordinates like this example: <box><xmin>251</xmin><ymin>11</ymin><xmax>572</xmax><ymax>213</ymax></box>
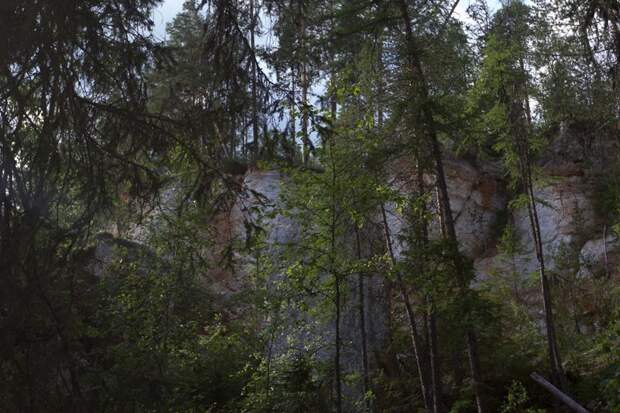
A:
<box><xmin>530</xmin><ymin>372</ymin><xmax>589</xmax><ymax>413</ymax></box>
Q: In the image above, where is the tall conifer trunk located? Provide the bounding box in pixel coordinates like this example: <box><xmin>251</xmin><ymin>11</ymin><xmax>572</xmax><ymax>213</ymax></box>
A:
<box><xmin>396</xmin><ymin>1</ymin><xmax>487</xmax><ymax>411</ymax></box>
<box><xmin>290</xmin><ymin>64</ymin><xmax>297</xmax><ymax>161</ymax></box>
<box><xmin>614</xmin><ymin>25</ymin><xmax>620</xmax><ymax>123</ymax></box>
<box><xmin>355</xmin><ymin>228</ymin><xmax>371</xmax><ymax>412</ymax></box>
<box><xmin>507</xmin><ymin>90</ymin><xmax>568</xmax><ymax>391</ymax></box>
<box><xmin>299</xmin><ymin>0</ymin><xmax>310</xmax><ymax>165</ymax></box>
<box><xmin>380</xmin><ymin>203</ymin><xmax>431</xmax><ymax>411</ymax></box>
<box><xmin>415</xmin><ymin>157</ymin><xmax>446</xmax><ymax>413</ymax></box>
<box><xmin>328</xmin><ymin>128</ymin><xmax>342</xmax><ymax>413</ymax></box>
<box><xmin>250</xmin><ymin>0</ymin><xmax>259</xmax><ymax>157</ymax></box>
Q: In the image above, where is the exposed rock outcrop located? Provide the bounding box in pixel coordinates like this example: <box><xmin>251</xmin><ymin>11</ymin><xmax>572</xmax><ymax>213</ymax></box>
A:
<box><xmin>474</xmin><ymin>171</ymin><xmax>609</xmax><ymax>282</ymax></box>
<box><xmin>578</xmin><ymin>234</ymin><xmax>620</xmax><ymax>278</ymax></box>
<box><xmin>383</xmin><ymin>152</ymin><xmax>616</xmax><ymax>287</ymax></box>
<box><xmin>440</xmin><ymin>159</ymin><xmax>507</xmax><ymax>258</ymax></box>
<box><xmin>211</xmin><ymin>168</ymin><xmax>390</xmax><ymax>403</ymax></box>
<box><xmin>386</xmin><ymin>158</ymin><xmax>507</xmax><ymax>260</ymax></box>
<box><xmin>89</xmin><ymin>131</ymin><xmax>619</xmax><ymax>402</ymax></box>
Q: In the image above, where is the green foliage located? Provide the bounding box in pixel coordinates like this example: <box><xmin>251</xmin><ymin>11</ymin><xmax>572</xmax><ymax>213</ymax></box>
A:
<box><xmin>449</xmin><ymin>398</ymin><xmax>473</xmax><ymax>413</ymax></box>
<box><xmin>500</xmin><ymin>381</ymin><xmax>545</xmax><ymax>413</ymax></box>
<box><xmin>3</xmin><ymin>0</ymin><xmax>620</xmax><ymax>411</ymax></box>
<box><xmin>596</xmin><ymin>319</ymin><xmax>620</xmax><ymax>411</ymax></box>
<box><xmin>0</xmin><ymin>1</ymin><xmax>172</xmax><ymax>409</ymax></box>
<box><xmin>83</xmin><ymin>203</ymin><xmax>262</xmax><ymax>412</ymax></box>
<box><xmin>92</xmin><ymin>266</ymin><xmax>253</xmax><ymax>411</ymax></box>
<box><xmin>595</xmin><ymin>162</ymin><xmax>620</xmax><ymax>233</ymax></box>
<box><xmin>241</xmin><ymin>351</ymin><xmax>329</xmax><ymax>413</ymax></box>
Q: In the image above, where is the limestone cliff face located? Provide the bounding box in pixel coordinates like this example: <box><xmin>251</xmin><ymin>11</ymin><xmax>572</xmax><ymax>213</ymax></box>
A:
<box><xmin>209</xmin><ymin>170</ymin><xmax>296</xmax><ymax>294</ymax></box>
<box><xmin>89</xmin><ymin>127</ymin><xmax>619</xmax><ymax>394</ymax></box>
<box><xmin>208</xmin><ymin>157</ymin><xmax>611</xmax><ymax>377</ymax></box>
<box><xmin>210</xmin><ymin>143</ymin><xmax>618</xmax><ymax>326</ymax></box>
<box><xmin>86</xmin><ymin>132</ymin><xmax>618</xmax><ymax>408</ymax></box>
<box><xmin>93</xmin><ymin>139</ymin><xmax>619</xmax><ymax>309</ymax></box>
<box><xmin>376</xmin><ymin>151</ymin><xmax>616</xmax><ymax>285</ymax></box>
<box><xmin>469</xmin><ymin>158</ymin><xmax>620</xmax><ymax>288</ymax></box>
<box><xmin>474</xmin><ymin>169</ymin><xmax>606</xmax><ymax>281</ymax></box>
<box><xmin>246</xmin><ymin>158</ymin><xmax>617</xmax><ymax>337</ymax></box>
<box><xmin>384</xmin><ymin>157</ymin><xmax>507</xmax><ymax>261</ymax></box>
<box><xmin>211</xmin><ymin>168</ymin><xmax>389</xmax><ymax>404</ymax></box>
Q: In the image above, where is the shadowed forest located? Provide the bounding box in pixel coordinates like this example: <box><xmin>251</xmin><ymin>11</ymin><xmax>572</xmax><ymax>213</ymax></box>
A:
<box><xmin>1</xmin><ymin>0</ymin><xmax>620</xmax><ymax>411</ymax></box>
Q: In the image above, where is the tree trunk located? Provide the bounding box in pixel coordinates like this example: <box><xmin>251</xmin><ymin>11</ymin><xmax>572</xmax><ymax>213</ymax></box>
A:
<box><xmin>508</xmin><ymin>73</ymin><xmax>567</xmax><ymax>391</ymax></box>
<box><xmin>355</xmin><ymin>228</ymin><xmax>371</xmax><ymax>412</ymax></box>
<box><xmin>614</xmin><ymin>25</ymin><xmax>620</xmax><ymax>125</ymax></box>
<box><xmin>299</xmin><ymin>0</ymin><xmax>310</xmax><ymax>165</ymax></box>
<box><xmin>380</xmin><ymin>203</ymin><xmax>431</xmax><ymax>411</ymax></box>
<box><xmin>243</xmin><ymin>112</ymin><xmax>248</xmax><ymax>158</ymax></box>
<box><xmin>290</xmin><ymin>64</ymin><xmax>297</xmax><ymax>162</ymax></box>
<box><xmin>250</xmin><ymin>0</ymin><xmax>259</xmax><ymax>157</ymax></box>
<box><xmin>335</xmin><ymin>267</ymin><xmax>342</xmax><ymax>413</ymax></box>
<box><xmin>416</xmin><ymin>158</ymin><xmax>446</xmax><ymax>413</ymax></box>
<box><xmin>377</xmin><ymin>37</ymin><xmax>384</xmax><ymax>129</ymax></box>
<box><xmin>330</xmin><ymin>131</ymin><xmax>342</xmax><ymax>413</ymax></box>
<box><xmin>523</xmin><ymin>154</ymin><xmax>568</xmax><ymax>391</ymax></box>
<box><xmin>530</xmin><ymin>373</ymin><xmax>589</xmax><ymax>413</ymax></box>
<box><xmin>427</xmin><ymin>304</ymin><xmax>444</xmax><ymax>413</ymax></box>
<box><xmin>396</xmin><ymin>1</ymin><xmax>487</xmax><ymax>411</ymax></box>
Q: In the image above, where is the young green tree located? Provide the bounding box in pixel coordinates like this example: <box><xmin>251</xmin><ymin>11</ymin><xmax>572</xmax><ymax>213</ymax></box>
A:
<box><xmin>391</xmin><ymin>1</ymin><xmax>489</xmax><ymax>410</ymax></box>
<box><xmin>467</xmin><ymin>0</ymin><xmax>568</xmax><ymax>392</ymax></box>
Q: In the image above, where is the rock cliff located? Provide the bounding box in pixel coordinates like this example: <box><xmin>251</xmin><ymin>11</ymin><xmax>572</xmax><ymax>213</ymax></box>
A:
<box><xmin>88</xmin><ymin>130</ymin><xmax>619</xmax><ymax>405</ymax></box>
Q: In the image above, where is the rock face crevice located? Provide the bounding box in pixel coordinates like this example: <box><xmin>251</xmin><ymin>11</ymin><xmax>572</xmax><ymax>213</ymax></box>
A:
<box><xmin>379</xmin><ymin>156</ymin><xmax>618</xmax><ymax>283</ymax></box>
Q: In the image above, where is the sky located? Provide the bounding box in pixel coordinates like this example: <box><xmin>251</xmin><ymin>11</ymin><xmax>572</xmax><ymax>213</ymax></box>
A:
<box><xmin>455</xmin><ymin>0</ymin><xmax>502</xmax><ymax>24</ymax></box>
<box><xmin>152</xmin><ymin>0</ymin><xmax>185</xmax><ymax>40</ymax></box>
<box><xmin>150</xmin><ymin>0</ymin><xmax>505</xmax><ymax>140</ymax></box>
<box><xmin>152</xmin><ymin>0</ymin><xmax>504</xmax><ymax>40</ymax></box>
